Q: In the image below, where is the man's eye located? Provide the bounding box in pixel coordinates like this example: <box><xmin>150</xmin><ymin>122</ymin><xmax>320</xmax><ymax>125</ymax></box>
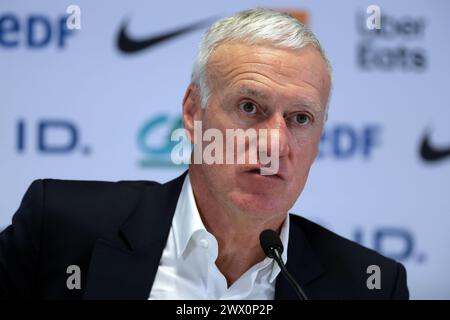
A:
<box><xmin>294</xmin><ymin>114</ymin><xmax>310</xmax><ymax>125</ymax></box>
<box><xmin>239</xmin><ymin>102</ymin><xmax>257</xmax><ymax>114</ymax></box>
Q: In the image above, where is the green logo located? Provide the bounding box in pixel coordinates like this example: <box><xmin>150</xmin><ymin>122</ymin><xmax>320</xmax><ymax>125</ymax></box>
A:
<box><xmin>137</xmin><ymin>114</ymin><xmax>189</xmax><ymax>167</ymax></box>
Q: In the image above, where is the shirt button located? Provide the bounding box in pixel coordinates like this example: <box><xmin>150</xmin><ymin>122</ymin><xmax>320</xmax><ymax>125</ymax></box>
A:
<box><xmin>199</xmin><ymin>238</ymin><xmax>209</xmax><ymax>249</ymax></box>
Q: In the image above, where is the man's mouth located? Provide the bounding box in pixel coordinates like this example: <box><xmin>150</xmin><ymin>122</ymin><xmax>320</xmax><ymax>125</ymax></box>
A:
<box><xmin>244</xmin><ymin>166</ymin><xmax>285</xmax><ymax>180</ymax></box>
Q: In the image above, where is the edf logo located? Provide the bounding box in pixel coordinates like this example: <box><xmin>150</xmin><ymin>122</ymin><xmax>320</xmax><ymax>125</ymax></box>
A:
<box><xmin>16</xmin><ymin>119</ymin><xmax>90</xmax><ymax>155</ymax></box>
<box><xmin>318</xmin><ymin>124</ymin><xmax>381</xmax><ymax>159</ymax></box>
<box><xmin>0</xmin><ymin>13</ymin><xmax>76</xmax><ymax>49</ymax></box>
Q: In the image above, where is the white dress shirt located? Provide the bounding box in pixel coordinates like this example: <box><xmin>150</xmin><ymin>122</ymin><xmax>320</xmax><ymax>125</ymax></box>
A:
<box><xmin>149</xmin><ymin>174</ymin><xmax>290</xmax><ymax>300</ymax></box>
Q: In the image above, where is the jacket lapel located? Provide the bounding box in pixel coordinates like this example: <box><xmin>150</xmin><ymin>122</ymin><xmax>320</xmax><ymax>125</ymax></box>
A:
<box><xmin>274</xmin><ymin>215</ymin><xmax>324</xmax><ymax>300</ymax></box>
<box><xmin>83</xmin><ymin>171</ymin><xmax>187</xmax><ymax>299</ymax></box>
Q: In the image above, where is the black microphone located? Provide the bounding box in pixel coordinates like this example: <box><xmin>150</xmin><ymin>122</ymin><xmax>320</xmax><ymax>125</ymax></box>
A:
<box><xmin>260</xmin><ymin>229</ymin><xmax>309</xmax><ymax>300</ymax></box>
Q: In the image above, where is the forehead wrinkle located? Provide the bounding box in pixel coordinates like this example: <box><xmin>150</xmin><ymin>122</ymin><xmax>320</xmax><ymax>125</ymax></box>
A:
<box><xmin>209</xmin><ymin>42</ymin><xmax>329</xmax><ymax>83</ymax></box>
<box><xmin>209</xmin><ymin>51</ymin><xmax>328</xmax><ymax>95</ymax></box>
<box><xmin>220</xmin><ymin>65</ymin><xmax>327</xmax><ymax>99</ymax></box>
<box><xmin>213</xmin><ymin>56</ymin><xmax>324</xmax><ymax>87</ymax></box>
<box><xmin>211</xmin><ymin>61</ymin><xmax>283</xmax><ymax>83</ymax></box>
<box><xmin>228</xmin><ymin>70</ymin><xmax>294</xmax><ymax>91</ymax></box>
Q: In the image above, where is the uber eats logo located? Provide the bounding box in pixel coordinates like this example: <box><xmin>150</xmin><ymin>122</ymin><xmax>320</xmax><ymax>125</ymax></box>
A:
<box><xmin>357</xmin><ymin>9</ymin><xmax>427</xmax><ymax>71</ymax></box>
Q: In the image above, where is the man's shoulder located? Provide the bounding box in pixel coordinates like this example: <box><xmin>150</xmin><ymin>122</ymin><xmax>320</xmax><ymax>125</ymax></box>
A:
<box><xmin>40</xmin><ymin>177</ymin><xmax>160</xmax><ymax>191</ymax></box>
<box><xmin>290</xmin><ymin>214</ymin><xmax>408</xmax><ymax>299</ymax></box>
<box><xmin>292</xmin><ymin>214</ymin><xmax>399</xmax><ymax>268</ymax></box>
<box><xmin>35</xmin><ymin>178</ymin><xmax>161</xmax><ymax>200</ymax></box>
<box><xmin>25</xmin><ymin>178</ymin><xmax>163</xmax><ymax>232</ymax></box>
<box><xmin>291</xmin><ymin>215</ymin><xmax>390</xmax><ymax>260</ymax></box>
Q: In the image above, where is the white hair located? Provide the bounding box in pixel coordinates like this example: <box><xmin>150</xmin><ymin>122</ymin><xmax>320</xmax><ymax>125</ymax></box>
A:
<box><xmin>191</xmin><ymin>8</ymin><xmax>332</xmax><ymax>117</ymax></box>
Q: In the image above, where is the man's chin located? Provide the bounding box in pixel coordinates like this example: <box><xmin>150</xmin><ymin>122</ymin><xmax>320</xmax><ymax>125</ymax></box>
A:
<box><xmin>229</xmin><ymin>192</ymin><xmax>286</xmax><ymax>217</ymax></box>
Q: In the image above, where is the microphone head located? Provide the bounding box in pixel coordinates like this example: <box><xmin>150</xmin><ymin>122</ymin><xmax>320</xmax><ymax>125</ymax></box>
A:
<box><xmin>259</xmin><ymin>229</ymin><xmax>284</xmax><ymax>258</ymax></box>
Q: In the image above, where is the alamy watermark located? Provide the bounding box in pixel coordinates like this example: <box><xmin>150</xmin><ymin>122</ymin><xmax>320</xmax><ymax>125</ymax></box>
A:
<box><xmin>366</xmin><ymin>264</ymin><xmax>381</xmax><ymax>290</ymax></box>
<box><xmin>66</xmin><ymin>265</ymin><xmax>81</xmax><ymax>290</ymax></box>
<box><xmin>66</xmin><ymin>4</ymin><xmax>81</xmax><ymax>30</ymax></box>
<box><xmin>170</xmin><ymin>121</ymin><xmax>280</xmax><ymax>175</ymax></box>
<box><xmin>366</xmin><ymin>5</ymin><xmax>381</xmax><ymax>30</ymax></box>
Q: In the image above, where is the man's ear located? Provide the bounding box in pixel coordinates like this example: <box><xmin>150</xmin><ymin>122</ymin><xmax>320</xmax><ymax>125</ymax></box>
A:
<box><xmin>182</xmin><ymin>83</ymin><xmax>203</xmax><ymax>144</ymax></box>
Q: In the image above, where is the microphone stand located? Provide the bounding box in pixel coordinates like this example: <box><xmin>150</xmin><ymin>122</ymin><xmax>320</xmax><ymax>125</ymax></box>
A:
<box><xmin>271</xmin><ymin>248</ymin><xmax>308</xmax><ymax>300</ymax></box>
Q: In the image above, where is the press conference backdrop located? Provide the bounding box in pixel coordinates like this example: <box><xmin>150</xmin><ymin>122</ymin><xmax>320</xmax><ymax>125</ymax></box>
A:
<box><xmin>1</xmin><ymin>0</ymin><xmax>449</xmax><ymax>299</ymax></box>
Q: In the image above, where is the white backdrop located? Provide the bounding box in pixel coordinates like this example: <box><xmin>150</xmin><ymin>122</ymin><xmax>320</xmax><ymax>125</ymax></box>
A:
<box><xmin>1</xmin><ymin>0</ymin><xmax>449</xmax><ymax>299</ymax></box>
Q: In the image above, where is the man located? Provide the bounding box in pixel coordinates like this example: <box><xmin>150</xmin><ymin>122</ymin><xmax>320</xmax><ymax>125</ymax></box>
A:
<box><xmin>0</xmin><ymin>8</ymin><xmax>408</xmax><ymax>299</ymax></box>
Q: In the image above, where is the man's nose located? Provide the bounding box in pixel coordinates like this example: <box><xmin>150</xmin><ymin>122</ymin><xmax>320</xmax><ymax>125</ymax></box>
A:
<box><xmin>259</xmin><ymin>113</ymin><xmax>291</xmax><ymax>158</ymax></box>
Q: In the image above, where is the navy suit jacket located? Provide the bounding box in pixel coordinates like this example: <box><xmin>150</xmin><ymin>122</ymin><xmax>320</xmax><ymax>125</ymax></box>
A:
<box><xmin>0</xmin><ymin>171</ymin><xmax>408</xmax><ymax>299</ymax></box>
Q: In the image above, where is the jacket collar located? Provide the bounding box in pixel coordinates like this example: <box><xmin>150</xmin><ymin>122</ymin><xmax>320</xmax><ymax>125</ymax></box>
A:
<box><xmin>83</xmin><ymin>171</ymin><xmax>187</xmax><ymax>299</ymax></box>
<box><xmin>274</xmin><ymin>214</ymin><xmax>324</xmax><ymax>299</ymax></box>
<box><xmin>119</xmin><ymin>171</ymin><xmax>187</xmax><ymax>252</ymax></box>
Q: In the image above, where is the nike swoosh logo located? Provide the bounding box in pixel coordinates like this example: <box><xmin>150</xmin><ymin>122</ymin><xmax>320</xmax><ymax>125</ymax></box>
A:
<box><xmin>420</xmin><ymin>130</ymin><xmax>450</xmax><ymax>162</ymax></box>
<box><xmin>117</xmin><ymin>17</ymin><xmax>215</xmax><ymax>54</ymax></box>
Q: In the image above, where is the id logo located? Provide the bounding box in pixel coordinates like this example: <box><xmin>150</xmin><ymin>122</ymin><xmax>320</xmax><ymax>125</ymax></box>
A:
<box><xmin>16</xmin><ymin>119</ymin><xmax>90</xmax><ymax>155</ymax></box>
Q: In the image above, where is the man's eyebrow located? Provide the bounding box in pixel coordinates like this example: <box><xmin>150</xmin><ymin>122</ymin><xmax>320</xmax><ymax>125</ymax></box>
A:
<box><xmin>238</xmin><ymin>87</ymin><xmax>269</xmax><ymax>99</ymax></box>
<box><xmin>291</xmin><ymin>100</ymin><xmax>322</xmax><ymax>113</ymax></box>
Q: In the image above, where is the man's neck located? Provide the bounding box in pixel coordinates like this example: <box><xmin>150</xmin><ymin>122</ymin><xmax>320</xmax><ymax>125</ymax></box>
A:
<box><xmin>188</xmin><ymin>169</ymin><xmax>286</xmax><ymax>286</ymax></box>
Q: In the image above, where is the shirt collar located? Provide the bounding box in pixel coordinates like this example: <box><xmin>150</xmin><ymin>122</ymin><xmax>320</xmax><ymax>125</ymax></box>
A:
<box><xmin>172</xmin><ymin>173</ymin><xmax>290</xmax><ymax>282</ymax></box>
<box><xmin>172</xmin><ymin>173</ymin><xmax>206</xmax><ymax>258</ymax></box>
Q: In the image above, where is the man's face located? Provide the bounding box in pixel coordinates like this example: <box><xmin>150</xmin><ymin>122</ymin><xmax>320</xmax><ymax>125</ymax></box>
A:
<box><xmin>184</xmin><ymin>42</ymin><xmax>331</xmax><ymax>221</ymax></box>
